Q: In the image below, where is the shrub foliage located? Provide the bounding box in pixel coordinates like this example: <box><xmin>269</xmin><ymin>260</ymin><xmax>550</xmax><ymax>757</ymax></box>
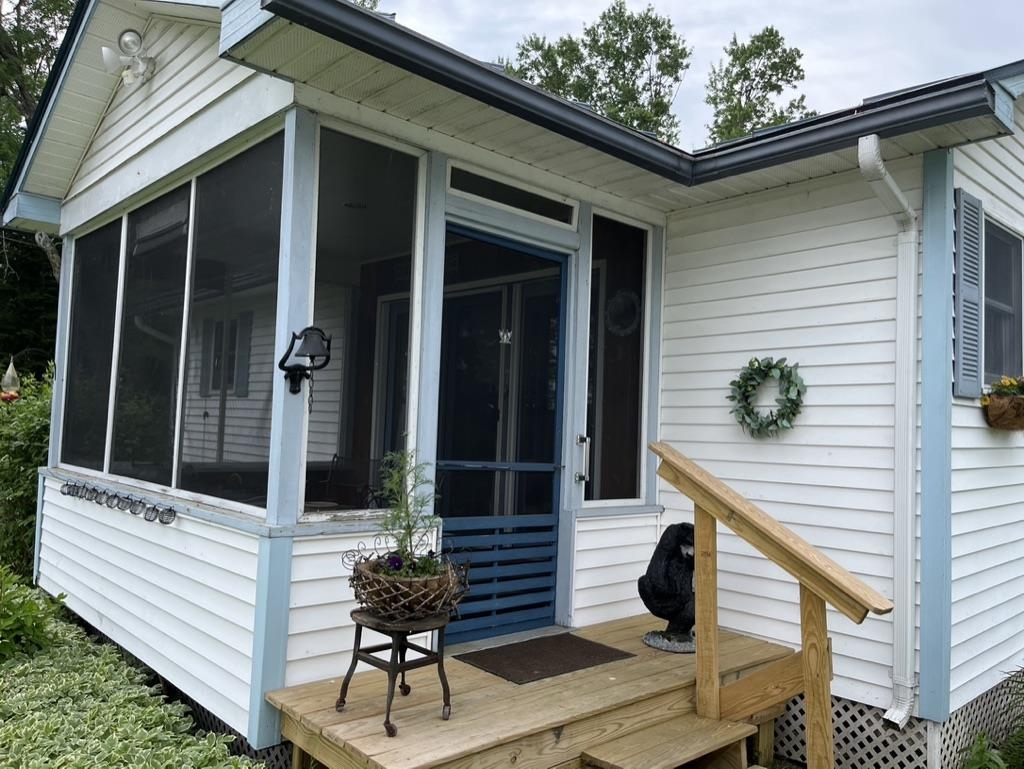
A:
<box><xmin>0</xmin><ymin>365</ymin><xmax>51</xmax><ymax>577</ymax></box>
<box><xmin>0</xmin><ymin>608</ymin><xmax>262</xmax><ymax>768</ymax></box>
<box><xmin>0</xmin><ymin>563</ymin><xmax>62</xmax><ymax>662</ymax></box>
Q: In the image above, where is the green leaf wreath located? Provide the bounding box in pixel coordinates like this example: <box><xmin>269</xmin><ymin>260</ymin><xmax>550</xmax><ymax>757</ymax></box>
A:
<box><xmin>727</xmin><ymin>356</ymin><xmax>806</xmax><ymax>439</ymax></box>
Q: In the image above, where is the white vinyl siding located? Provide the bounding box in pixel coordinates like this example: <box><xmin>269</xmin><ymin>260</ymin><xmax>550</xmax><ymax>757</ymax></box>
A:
<box><xmin>572</xmin><ymin>513</ymin><xmax>661</xmax><ymax>627</ymax></box>
<box><xmin>950</xmin><ymin>104</ymin><xmax>1024</xmax><ymax>711</ymax></box>
<box><xmin>286</xmin><ymin>530</ymin><xmax>429</xmax><ymax>687</ymax></box>
<box><xmin>62</xmin><ymin>17</ymin><xmax>293</xmax><ymax>233</ymax></box>
<box><xmin>181</xmin><ymin>300</ymin><xmax>275</xmax><ymax>464</ymax></box>
<box><xmin>658</xmin><ymin>160</ymin><xmax>922</xmax><ymax>708</ymax></box>
<box><xmin>36</xmin><ymin>477</ymin><xmax>259</xmax><ymax>733</ymax></box>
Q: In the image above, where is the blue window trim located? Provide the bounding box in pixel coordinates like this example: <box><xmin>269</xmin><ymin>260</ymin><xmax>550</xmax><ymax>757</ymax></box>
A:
<box><xmin>919</xmin><ymin>148</ymin><xmax>954</xmax><ymax>721</ymax></box>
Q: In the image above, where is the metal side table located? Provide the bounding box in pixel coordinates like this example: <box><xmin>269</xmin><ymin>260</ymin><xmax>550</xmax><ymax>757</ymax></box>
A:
<box><xmin>335</xmin><ymin>609</ymin><xmax>451</xmax><ymax>737</ymax></box>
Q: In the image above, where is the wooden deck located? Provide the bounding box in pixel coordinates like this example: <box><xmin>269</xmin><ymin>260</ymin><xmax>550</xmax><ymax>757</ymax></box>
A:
<box><xmin>268</xmin><ymin>615</ymin><xmax>794</xmax><ymax>769</ymax></box>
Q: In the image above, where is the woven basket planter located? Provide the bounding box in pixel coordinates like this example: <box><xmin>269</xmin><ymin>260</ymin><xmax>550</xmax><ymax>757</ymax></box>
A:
<box><xmin>983</xmin><ymin>395</ymin><xmax>1024</xmax><ymax>430</ymax></box>
<box><xmin>350</xmin><ymin>558</ymin><xmax>468</xmax><ymax>621</ymax></box>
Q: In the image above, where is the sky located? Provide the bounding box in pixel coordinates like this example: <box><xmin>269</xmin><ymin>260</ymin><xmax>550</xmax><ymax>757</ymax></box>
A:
<box><xmin>376</xmin><ymin>0</ymin><xmax>1024</xmax><ymax>150</ymax></box>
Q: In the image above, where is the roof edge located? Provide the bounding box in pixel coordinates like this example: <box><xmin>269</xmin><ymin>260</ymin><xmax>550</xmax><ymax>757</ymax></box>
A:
<box><xmin>260</xmin><ymin>0</ymin><xmax>695</xmax><ymax>184</ymax></box>
<box><xmin>0</xmin><ymin>0</ymin><xmax>94</xmax><ymax>218</ymax></box>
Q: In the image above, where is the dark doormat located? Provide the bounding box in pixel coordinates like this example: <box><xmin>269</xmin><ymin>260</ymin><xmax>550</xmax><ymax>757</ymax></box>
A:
<box><xmin>454</xmin><ymin>633</ymin><xmax>634</xmax><ymax>684</ymax></box>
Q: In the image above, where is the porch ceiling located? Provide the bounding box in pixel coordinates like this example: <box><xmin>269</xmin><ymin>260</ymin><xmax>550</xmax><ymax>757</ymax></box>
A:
<box><xmin>229</xmin><ymin>15</ymin><xmax>1014</xmax><ymax>215</ymax></box>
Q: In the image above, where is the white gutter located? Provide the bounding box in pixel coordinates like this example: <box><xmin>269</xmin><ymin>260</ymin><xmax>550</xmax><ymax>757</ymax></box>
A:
<box><xmin>858</xmin><ymin>134</ymin><xmax>918</xmax><ymax>729</ymax></box>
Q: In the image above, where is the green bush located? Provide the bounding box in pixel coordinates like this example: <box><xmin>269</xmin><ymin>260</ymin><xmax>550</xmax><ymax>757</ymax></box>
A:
<box><xmin>0</xmin><ymin>364</ymin><xmax>52</xmax><ymax>577</ymax></box>
<box><xmin>0</xmin><ymin>614</ymin><xmax>263</xmax><ymax>768</ymax></box>
<box><xmin>963</xmin><ymin>733</ymin><xmax>1007</xmax><ymax>769</ymax></box>
<box><xmin>0</xmin><ymin>563</ymin><xmax>62</xmax><ymax>662</ymax></box>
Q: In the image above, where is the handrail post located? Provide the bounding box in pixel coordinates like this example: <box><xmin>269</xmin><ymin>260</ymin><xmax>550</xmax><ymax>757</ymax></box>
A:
<box><xmin>800</xmin><ymin>584</ymin><xmax>834</xmax><ymax>769</ymax></box>
<box><xmin>694</xmin><ymin>505</ymin><xmax>720</xmax><ymax>718</ymax></box>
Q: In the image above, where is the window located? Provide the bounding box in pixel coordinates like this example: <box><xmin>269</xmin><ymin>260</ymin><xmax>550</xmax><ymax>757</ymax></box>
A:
<box><xmin>449</xmin><ymin>166</ymin><xmax>576</xmax><ymax>225</ymax></box>
<box><xmin>303</xmin><ymin>129</ymin><xmax>418</xmax><ymax>511</ymax></box>
<box><xmin>109</xmin><ymin>185</ymin><xmax>191</xmax><ymax>486</ymax></box>
<box><xmin>585</xmin><ymin>215</ymin><xmax>646</xmax><ymax>501</ymax></box>
<box><xmin>61</xmin><ymin>134</ymin><xmax>283</xmax><ymax>505</ymax></box>
<box><xmin>984</xmin><ymin>221</ymin><xmax>1023</xmax><ymax>382</ymax></box>
<box><xmin>61</xmin><ymin>221</ymin><xmax>121</xmax><ymax>469</ymax></box>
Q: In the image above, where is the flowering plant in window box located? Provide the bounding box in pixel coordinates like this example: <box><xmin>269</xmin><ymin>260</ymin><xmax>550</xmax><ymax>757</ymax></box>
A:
<box><xmin>981</xmin><ymin>375</ymin><xmax>1024</xmax><ymax>430</ymax></box>
<box><xmin>344</xmin><ymin>450</ymin><xmax>467</xmax><ymax>621</ymax></box>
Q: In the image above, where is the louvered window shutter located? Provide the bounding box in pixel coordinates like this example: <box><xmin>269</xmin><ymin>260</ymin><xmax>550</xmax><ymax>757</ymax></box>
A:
<box><xmin>954</xmin><ymin>188</ymin><xmax>983</xmax><ymax>398</ymax></box>
<box><xmin>234</xmin><ymin>311</ymin><xmax>253</xmax><ymax>397</ymax></box>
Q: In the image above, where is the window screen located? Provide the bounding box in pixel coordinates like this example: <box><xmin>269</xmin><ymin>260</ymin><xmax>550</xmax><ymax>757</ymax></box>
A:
<box><xmin>450</xmin><ymin>167</ymin><xmax>574</xmax><ymax>225</ymax></box>
<box><xmin>585</xmin><ymin>215</ymin><xmax>646</xmax><ymax>501</ymax></box>
<box><xmin>178</xmin><ymin>135</ymin><xmax>283</xmax><ymax>504</ymax></box>
<box><xmin>61</xmin><ymin>221</ymin><xmax>121</xmax><ymax>469</ymax></box>
<box><xmin>109</xmin><ymin>185</ymin><xmax>191</xmax><ymax>486</ymax></box>
<box><xmin>984</xmin><ymin>222</ymin><xmax>1023</xmax><ymax>382</ymax></box>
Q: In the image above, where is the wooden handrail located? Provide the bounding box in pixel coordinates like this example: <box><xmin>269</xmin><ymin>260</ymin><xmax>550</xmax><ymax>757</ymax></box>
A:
<box><xmin>649</xmin><ymin>441</ymin><xmax>893</xmax><ymax>769</ymax></box>
<box><xmin>650</xmin><ymin>441</ymin><xmax>892</xmax><ymax>623</ymax></box>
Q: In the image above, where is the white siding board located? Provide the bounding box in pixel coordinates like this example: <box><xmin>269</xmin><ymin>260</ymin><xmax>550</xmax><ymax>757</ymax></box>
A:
<box><xmin>659</xmin><ymin>161</ymin><xmax>919</xmax><ymax>707</ymax></box>
<box><xmin>948</xmin><ymin>107</ymin><xmax>1024</xmax><ymax>711</ymax></box>
<box><xmin>72</xmin><ymin>21</ymin><xmax>254</xmax><ymax>197</ymax></box>
<box><xmin>37</xmin><ymin>481</ymin><xmax>259</xmax><ymax>733</ymax></box>
<box><xmin>572</xmin><ymin>514</ymin><xmax>659</xmax><ymax>627</ymax></box>
<box><xmin>285</xmin><ymin>531</ymin><xmax>427</xmax><ymax>687</ymax></box>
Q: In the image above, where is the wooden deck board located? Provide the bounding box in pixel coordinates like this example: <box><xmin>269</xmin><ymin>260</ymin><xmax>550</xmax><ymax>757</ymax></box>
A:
<box><xmin>267</xmin><ymin>615</ymin><xmax>794</xmax><ymax>769</ymax></box>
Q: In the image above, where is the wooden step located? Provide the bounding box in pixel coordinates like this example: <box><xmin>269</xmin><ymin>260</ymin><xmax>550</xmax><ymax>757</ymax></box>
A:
<box><xmin>581</xmin><ymin>713</ymin><xmax>757</xmax><ymax>769</ymax></box>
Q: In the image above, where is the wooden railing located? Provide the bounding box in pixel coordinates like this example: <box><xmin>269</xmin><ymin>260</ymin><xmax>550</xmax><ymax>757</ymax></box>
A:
<box><xmin>650</xmin><ymin>442</ymin><xmax>894</xmax><ymax>769</ymax></box>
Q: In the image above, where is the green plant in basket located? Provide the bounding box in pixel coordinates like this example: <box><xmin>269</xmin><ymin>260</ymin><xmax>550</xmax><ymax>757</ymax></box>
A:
<box><xmin>347</xmin><ymin>450</ymin><xmax>468</xmax><ymax>621</ymax></box>
<box><xmin>377</xmin><ymin>449</ymin><xmax>442</xmax><ymax>578</ymax></box>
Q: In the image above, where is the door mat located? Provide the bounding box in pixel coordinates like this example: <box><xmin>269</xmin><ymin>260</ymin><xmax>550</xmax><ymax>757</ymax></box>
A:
<box><xmin>455</xmin><ymin>633</ymin><xmax>634</xmax><ymax>684</ymax></box>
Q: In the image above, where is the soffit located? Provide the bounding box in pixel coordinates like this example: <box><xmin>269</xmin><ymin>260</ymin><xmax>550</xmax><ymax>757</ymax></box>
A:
<box><xmin>229</xmin><ymin>17</ymin><xmax>1016</xmax><ymax>215</ymax></box>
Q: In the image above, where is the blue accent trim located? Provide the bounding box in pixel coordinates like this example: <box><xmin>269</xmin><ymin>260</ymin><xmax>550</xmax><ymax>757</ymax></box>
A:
<box><xmin>48</xmin><ymin>235</ymin><xmax>75</xmax><ymax>468</ymax></box>
<box><xmin>556</xmin><ymin>202</ymin><xmax>592</xmax><ymax>626</ymax></box>
<box><xmin>247</xmin><ymin>535</ymin><xmax>293</xmax><ymax>748</ymax></box>
<box><xmin>266</xmin><ymin>107</ymin><xmax>318</xmax><ymax>527</ymax></box>
<box><xmin>33</xmin><ymin>474</ymin><xmax>45</xmax><ymax>584</ymax></box>
<box><xmin>412</xmin><ymin>152</ymin><xmax>447</xmax><ymax>474</ymax></box>
<box><xmin>919</xmin><ymin>148</ymin><xmax>954</xmax><ymax>722</ymax></box>
<box><xmin>446</xmin><ymin>222</ymin><xmax>566</xmax><ymax>262</ymax></box>
<box><xmin>2</xmin><ymin>192</ymin><xmax>61</xmax><ymax>230</ymax></box>
<box><xmin>446</xmin><ymin>194</ymin><xmax>580</xmax><ymax>254</ymax></box>
<box><xmin>645</xmin><ymin>224</ymin><xmax>665</xmax><ymax>506</ymax></box>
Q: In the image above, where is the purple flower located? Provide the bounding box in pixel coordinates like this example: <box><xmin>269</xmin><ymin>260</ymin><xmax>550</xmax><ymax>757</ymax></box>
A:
<box><xmin>386</xmin><ymin>554</ymin><xmax>404</xmax><ymax>571</ymax></box>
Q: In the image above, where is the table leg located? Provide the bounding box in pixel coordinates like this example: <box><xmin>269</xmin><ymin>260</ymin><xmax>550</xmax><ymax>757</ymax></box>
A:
<box><xmin>398</xmin><ymin>634</ymin><xmax>411</xmax><ymax>696</ymax></box>
<box><xmin>383</xmin><ymin>632</ymin><xmax>401</xmax><ymax>737</ymax></box>
<box><xmin>436</xmin><ymin>624</ymin><xmax>451</xmax><ymax>720</ymax></box>
<box><xmin>336</xmin><ymin>622</ymin><xmax>363</xmax><ymax>712</ymax></box>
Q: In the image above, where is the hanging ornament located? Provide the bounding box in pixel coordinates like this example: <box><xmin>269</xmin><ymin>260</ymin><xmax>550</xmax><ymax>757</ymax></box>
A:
<box><xmin>0</xmin><ymin>357</ymin><xmax>20</xmax><ymax>402</ymax></box>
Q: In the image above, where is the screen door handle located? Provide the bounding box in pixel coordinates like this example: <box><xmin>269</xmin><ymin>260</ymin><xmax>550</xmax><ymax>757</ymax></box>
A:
<box><xmin>574</xmin><ymin>434</ymin><xmax>590</xmax><ymax>483</ymax></box>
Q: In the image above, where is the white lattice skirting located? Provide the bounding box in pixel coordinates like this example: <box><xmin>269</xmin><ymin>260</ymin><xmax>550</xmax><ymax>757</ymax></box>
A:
<box><xmin>776</xmin><ymin>672</ymin><xmax>1024</xmax><ymax>769</ymax></box>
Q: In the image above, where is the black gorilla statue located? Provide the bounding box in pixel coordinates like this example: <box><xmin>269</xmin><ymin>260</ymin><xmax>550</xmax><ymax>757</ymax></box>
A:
<box><xmin>638</xmin><ymin>522</ymin><xmax>696</xmax><ymax>652</ymax></box>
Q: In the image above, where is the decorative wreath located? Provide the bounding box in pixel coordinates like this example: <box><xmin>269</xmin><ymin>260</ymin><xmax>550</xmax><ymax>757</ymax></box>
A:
<box><xmin>727</xmin><ymin>356</ymin><xmax>806</xmax><ymax>439</ymax></box>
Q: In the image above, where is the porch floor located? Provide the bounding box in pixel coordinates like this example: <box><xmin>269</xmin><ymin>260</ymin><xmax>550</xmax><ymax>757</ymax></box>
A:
<box><xmin>268</xmin><ymin>614</ymin><xmax>794</xmax><ymax>769</ymax></box>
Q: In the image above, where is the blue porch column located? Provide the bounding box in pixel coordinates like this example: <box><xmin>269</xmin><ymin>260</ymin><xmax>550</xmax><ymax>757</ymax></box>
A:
<box><xmin>919</xmin><ymin>148</ymin><xmax>954</xmax><ymax>722</ymax></box>
<box><xmin>249</xmin><ymin>106</ymin><xmax>318</xmax><ymax>748</ymax></box>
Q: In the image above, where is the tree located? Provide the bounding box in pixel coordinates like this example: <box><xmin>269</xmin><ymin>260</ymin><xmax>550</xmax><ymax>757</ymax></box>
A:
<box><xmin>0</xmin><ymin>0</ymin><xmax>71</xmax><ymax>376</ymax></box>
<box><xmin>507</xmin><ymin>0</ymin><xmax>691</xmax><ymax>144</ymax></box>
<box><xmin>705</xmin><ymin>25</ymin><xmax>815</xmax><ymax>145</ymax></box>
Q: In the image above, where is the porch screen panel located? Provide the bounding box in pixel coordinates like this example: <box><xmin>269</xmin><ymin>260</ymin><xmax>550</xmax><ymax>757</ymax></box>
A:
<box><xmin>178</xmin><ymin>135</ymin><xmax>284</xmax><ymax>505</ymax></box>
<box><xmin>109</xmin><ymin>186</ymin><xmax>190</xmax><ymax>486</ymax></box>
<box><xmin>304</xmin><ymin>129</ymin><xmax>417</xmax><ymax>510</ymax></box>
<box><xmin>586</xmin><ymin>215</ymin><xmax>646</xmax><ymax>501</ymax></box>
<box><xmin>61</xmin><ymin>221</ymin><xmax>121</xmax><ymax>469</ymax></box>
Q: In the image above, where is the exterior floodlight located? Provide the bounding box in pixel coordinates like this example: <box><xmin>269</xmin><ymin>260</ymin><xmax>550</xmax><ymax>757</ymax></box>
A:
<box><xmin>100</xmin><ymin>29</ymin><xmax>155</xmax><ymax>85</ymax></box>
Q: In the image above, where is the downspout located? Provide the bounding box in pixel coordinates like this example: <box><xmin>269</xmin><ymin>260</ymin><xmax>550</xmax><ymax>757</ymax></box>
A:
<box><xmin>858</xmin><ymin>134</ymin><xmax>918</xmax><ymax>729</ymax></box>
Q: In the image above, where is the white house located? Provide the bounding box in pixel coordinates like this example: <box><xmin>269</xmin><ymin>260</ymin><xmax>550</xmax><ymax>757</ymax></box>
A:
<box><xmin>4</xmin><ymin>0</ymin><xmax>1024</xmax><ymax>765</ymax></box>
